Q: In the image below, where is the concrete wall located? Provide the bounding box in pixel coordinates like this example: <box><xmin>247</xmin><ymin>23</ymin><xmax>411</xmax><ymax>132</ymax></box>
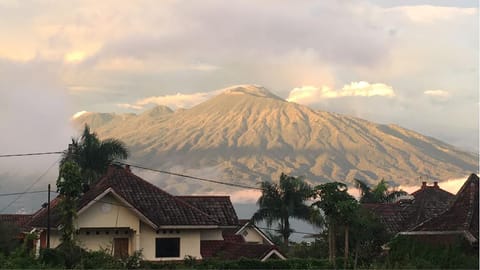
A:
<box><xmin>75</xmin><ymin>194</ymin><xmax>140</xmax><ymax>232</ymax></box>
<box><xmin>200</xmin><ymin>229</ymin><xmax>223</xmax><ymax>240</ymax></box>
<box><xmin>140</xmin><ymin>222</ymin><xmax>202</xmax><ymax>261</ymax></box>
<box><xmin>240</xmin><ymin>227</ymin><xmax>265</xmax><ymax>244</ymax></box>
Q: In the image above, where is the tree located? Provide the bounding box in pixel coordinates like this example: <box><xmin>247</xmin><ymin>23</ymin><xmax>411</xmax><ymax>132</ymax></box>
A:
<box><xmin>252</xmin><ymin>173</ymin><xmax>313</xmax><ymax>247</ymax></box>
<box><xmin>312</xmin><ymin>182</ymin><xmax>358</xmax><ymax>268</ymax></box>
<box><xmin>354</xmin><ymin>178</ymin><xmax>407</xmax><ymax>203</ymax></box>
<box><xmin>56</xmin><ymin>161</ymin><xmax>83</xmax><ymax>268</ymax></box>
<box><xmin>62</xmin><ymin>125</ymin><xmax>129</xmax><ymax>185</ymax></box>
<box><xmin>56</xmin><ymin>161</ymin><xmax>83</xmax><ymax>246</ymax></box>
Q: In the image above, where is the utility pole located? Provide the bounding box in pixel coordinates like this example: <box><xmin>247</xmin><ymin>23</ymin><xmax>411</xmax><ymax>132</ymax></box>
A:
<box><xmin>47</xmin><ymin>184</ymin><xmax>50</xmax><ymax>249</ymax></box>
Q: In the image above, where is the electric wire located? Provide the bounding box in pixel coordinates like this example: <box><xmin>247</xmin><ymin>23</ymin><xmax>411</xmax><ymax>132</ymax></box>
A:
<box><xmin>0</xmin><ymin>151</ymin><xmax>63</xmax><ymax>158</ymax></box>
<box><xmin>0</xmin><ymin>158</ymin><xmax>60</xmax><ymax>213</ymax></box>
<box><xmin>119</xmin><ymin>161</ymin><xmax>262</xmax><ymax>190</ymax></box>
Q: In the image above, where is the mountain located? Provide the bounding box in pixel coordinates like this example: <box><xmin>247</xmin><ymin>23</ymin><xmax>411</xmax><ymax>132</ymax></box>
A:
<box><xmin>73</xmin><ymin>85</ymin><xmax>478</xmax><ymax>194</ymax></box>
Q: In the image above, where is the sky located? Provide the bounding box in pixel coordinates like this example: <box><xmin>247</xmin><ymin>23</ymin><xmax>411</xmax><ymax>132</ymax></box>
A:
<box><xmin>0</xmin><ymin>0</ymin><xmax>478</xmax><ymax>211</ymax></box>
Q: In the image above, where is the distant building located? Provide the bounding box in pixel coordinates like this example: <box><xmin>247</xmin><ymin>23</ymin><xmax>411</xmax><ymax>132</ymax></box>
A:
<box><xmin>400</xmin><ymin>174</ymin><xmax>479</xmax><ymax>247</ymax></box>
<box><xmin>363</xmin><ymin>180</ymin><xmax>455</xmax><ymax>235</ymax></box>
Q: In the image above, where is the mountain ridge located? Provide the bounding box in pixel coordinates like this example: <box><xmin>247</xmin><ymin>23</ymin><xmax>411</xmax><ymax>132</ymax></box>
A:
<box><xmin>72</xmin><ymin>85</ymin><xmax>478</xmax><ymax>193</ymax></box>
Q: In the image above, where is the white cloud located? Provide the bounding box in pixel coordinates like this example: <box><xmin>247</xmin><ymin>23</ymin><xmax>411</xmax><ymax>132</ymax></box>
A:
<box><xmin>389</xmin><ymin>5</ymin><xmax>477</xmax><ymax>23</ymax></box>
<box><xmin>72</xmin><ymin>110</ymin><xmax>89</xmax><ymax>119</ymax></box>
<box><xmin>117</xmin><ymin>103</ymin><xmax>143</xmax><ymax>110</ymax></box>
<box><xmin>121</xmin><ymin>90</ymin><xmax>220</xmax><ymax>110</ymax></box>
<box><xmin>287</xmin><ymin>81</ymin><xmax>395</xmax><ymax>104</ymax></box>
<box><xmin>424</xmin><ymin>90</ymin><xmax>450</xmax><ymax>97</ymax></box>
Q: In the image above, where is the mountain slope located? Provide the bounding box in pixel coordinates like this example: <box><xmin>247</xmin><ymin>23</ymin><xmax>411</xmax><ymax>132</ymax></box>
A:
<box><xmin>73</xmin><ymin>85</ymin><xmax>478</xmax><ymax>193</ymax></box>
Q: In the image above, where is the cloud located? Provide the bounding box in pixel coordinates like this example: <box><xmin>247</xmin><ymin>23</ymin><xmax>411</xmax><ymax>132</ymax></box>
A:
<box><xmin>72</xmin><ymin>110</ymin><xmax>89</xmax><ymax>119</ymax></box>
<box><xmin>389</xmin><ymin>5</ymin><xmax>477</xmax><ymax>23</ymax></box>
<box><xmin>287</xmin><ymin>81</ymin><xmax>395</xmax><ymax>104</ymax></box>
<box><xmin>424</xmin><ymin>89</ymin><xmax>450</xmax><ymax>97</ymax></box>
<box><xmin>117</xmin><ymin>103</ymin><xmax>143</xmax><ymax>110</ymax></box>
<box><xmin>121</xmin><ymin>90</ymin><xmax>220</xmax><ymax>110</ymax></box>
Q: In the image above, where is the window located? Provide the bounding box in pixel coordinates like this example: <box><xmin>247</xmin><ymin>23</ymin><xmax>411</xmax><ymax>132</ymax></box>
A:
<box><xmin>155</xmin><ymin>238</ymin><xmax>180</xmax><ymax>258</ymax></box>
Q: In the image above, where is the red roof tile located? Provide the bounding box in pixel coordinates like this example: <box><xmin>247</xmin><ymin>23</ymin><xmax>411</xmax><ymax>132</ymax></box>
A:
<box><xmin>200</xmin><ymin>240</ymin><xmax>282</xmax><ymax>260</ymax></box>
<box><xmin>363</xmin><ymin>181</ymin><xmax>455</xmax><ymax>234</ymax></box>
<box><xmin>412</xmin><ymin>174</ymin><xmax>479</xmax><ymax>242</ymax></box>
<box><xmin>29</xmin><ymin>165</ymin><xmax>237</xmax><ymax>228</ymax></box>
<box><xmin>0</xmin><ymin>214</ymin><xmax>33</xmax><ymax>230</ymax></box>
<box><xmin>176</xmin><ymin>196</ymin><xmax>238</xmax><ymax>226</ymax></box>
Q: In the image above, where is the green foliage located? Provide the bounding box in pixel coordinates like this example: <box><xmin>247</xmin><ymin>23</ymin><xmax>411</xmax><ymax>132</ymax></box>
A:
<box><xmin>194</xmin><ymin>258</ymin><xmax>334</xmax><ymax>269</ymax></box>
<box><xmin>62</xmin><ymin>124</ymin><xmax>129</xmax><ymax>185</ymax></box>
<box><xmin>350</xmin><ymin>207</ymin><xmax>389</xmax><ymax>268</ymax></box>
<box><xmin>0</xmin><ymin>222</ymin><xmax>21</xmax><ymax>255</ymax></box>
<box><xmin>57</xmin><ymin>161</ymin><xmax>83</xmax><ymax>248</ymax></box>
<box><xmin>0</xmin><ymin>246</ymin><xmax>42</xmax><ymax>269</ymax></box>
<box><xmin>382</xmin><ymin>235</ymin><xmax>479</xmax><ymax>269</ymax></box>
<box><xmin>81</xmin><ymin>249</ymin><xmax>124</xmax><ymax>269</ymax></box>
<box><xmin>288</xmin><ymin>240</ymin><xmax>327</xmax><ymax>259</ymax></box>
<box><xmin>312</xmin><ymin>182</ymin><xmax>358</xmax><ymax>266</ymax></box>
<box><xmin>39</xmin><ymin>248</ymin><xmax>65</xmax><ymax>268</ymax></box>
<box><xmin>354</xmin><ymin>178</ymin><xmax>407</xmax><ymax>203</ymax></box>
<box><xmin>253</xmin><ymin>173</ymin><xmax>314</xmax><ymax>246</ymax></box>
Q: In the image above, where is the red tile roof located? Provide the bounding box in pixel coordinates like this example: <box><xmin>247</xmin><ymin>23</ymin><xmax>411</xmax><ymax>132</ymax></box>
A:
<box><xmin>412</xmin><ymin>174</ymin><xmax>479</xmax><ymax>243</ymax></box>
<box><xmin>29</xmin><ymin>165</ymin><xmax>237</xmax><ymax>228</ymax></box>
<box><xmin>362</xmin><ymin>203</ymin><xmax>411</xmax><ymax>234</ymax></box>
<box><xmin>200</xmin><ymin>240</ymin><xmax>281</xmax><ymax>260</ymax></box>
<box><xmin>363</xmin><ymin>181</ymin><xmax>455</xmax><ymax>234</ymax></box>
<box><xmin>0</xmin><ymin>214</ymin><xmax>33</xmax><ymax>230</ymax></box>
<box><xmin>176</xmin><ymin>196</ymin><xmax>238</xmax><ymax>226</ymax></box>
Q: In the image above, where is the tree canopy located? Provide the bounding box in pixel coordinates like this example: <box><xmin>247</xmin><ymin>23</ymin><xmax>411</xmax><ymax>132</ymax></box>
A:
<box><xmin>252</xmin><ymin>173</ymin><xmax>314</xmax><ymax>246</ymax></box>
<box><xmin>61</xmin><ymin>125</ymin><xmax>129</xmax><ymax>185</ymax></box>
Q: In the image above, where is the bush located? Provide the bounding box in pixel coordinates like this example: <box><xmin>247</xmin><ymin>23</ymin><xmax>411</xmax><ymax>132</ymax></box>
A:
<box><xmin>39</xmin><ymin>248</ymin><xmax>64</xmax><ymax>267</ymax></box>
<box><xmin>194</xmin><ymin>258</ymin><xmax>333</xmax><ymax>269</ymax></box>
<box><xmin>82</xmin><ymin>249</ymin><xmax>124</xmax><ymax>269</ymax></box>
<box><xmin>0</xmin><ymin>246</ymin><xmax>42</xmax><ymax>269</ymax></box>
<box><xmin>381</xmin><ymin>235</ymin><xmax>479</xmax><ymax>269</ymax></box>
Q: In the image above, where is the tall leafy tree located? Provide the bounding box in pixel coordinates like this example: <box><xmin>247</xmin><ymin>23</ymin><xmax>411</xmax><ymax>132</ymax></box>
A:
<box><xmin>355</xmin><ymin>178</ymin><xmax>407</xmax><ymax>203</ymax></box>
<box><xmin>56</xmin><ymin>161</ymin><xmax>83</xmax><ymax>246</ymax></box>
<box><xmin>62</xmin><ymin>125</ymin><xmax>129</xmax><ymax>185</ymax></box>
<box><xmin>56</xmin><ymin>161</ymin><xmax>83</xmax><ymax>268</ymax></box>
<box><xmin>312</xmin><ymin>182</ymin><xmax>358</xmax><ymax>267</ymax></box>
<box><xmin>252</xmin><ymin>173</ymin><xmax>313</xmax><ymax>246</ymax></box>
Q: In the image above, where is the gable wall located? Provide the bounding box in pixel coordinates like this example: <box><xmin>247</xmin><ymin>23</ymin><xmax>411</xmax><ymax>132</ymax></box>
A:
<box><xmin>239</xmin><ymin>227</ymin><xmax>265</xmax><ymax>244</ymax></box>
<box><xmin>75</xmin><ymin>194</ymin><xmax>140</xmax><ymax>231</ymax></box>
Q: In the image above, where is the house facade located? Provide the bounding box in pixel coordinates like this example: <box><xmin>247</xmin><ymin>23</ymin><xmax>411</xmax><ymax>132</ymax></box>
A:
<box><xmin>22</xmin><ymin>165</ymin><xmax>284</xmax><ymax>261</ymax></box>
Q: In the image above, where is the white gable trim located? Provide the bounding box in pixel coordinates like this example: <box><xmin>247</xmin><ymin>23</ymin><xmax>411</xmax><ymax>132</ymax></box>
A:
<box><xmin>236</xmin><ymin>222</ymin><xmax>274</xmax><ymax>245</ymax></box>
<box><xmin>261</xmin><ymin>249</ymin><xmax>286</xmax><ymax>261</ymax></box>
<box><xmin>77</xmin><ymin>187</ymin><xmax>158</xmax><ymax>230</ymax></box>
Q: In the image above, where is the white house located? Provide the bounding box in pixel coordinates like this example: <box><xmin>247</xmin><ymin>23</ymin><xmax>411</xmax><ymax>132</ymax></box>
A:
<box><xmin>26</xmin><ymin>165</ymin><xmax>285</xmax><ymax>261</ymax></box>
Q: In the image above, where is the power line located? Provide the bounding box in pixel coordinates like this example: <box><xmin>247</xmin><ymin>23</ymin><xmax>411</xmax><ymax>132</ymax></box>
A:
<box><xmin>0</xmin><ymin>151</ymin><xmax>63</xmax><ymax>158</ymax></box>
<box><xmin>0</xmin><ymin>158</ymin><xmax>60</xmax><ymax>213</ymax></box>
<box><xmin>119</xmin><ymin>161</ymin><xmax>262</xmax><ymax>190</ymax></box>
<box><xmin>0</xmin><ymin>190</ymin><xmax>52</xmax><ymax>197</ymax></box>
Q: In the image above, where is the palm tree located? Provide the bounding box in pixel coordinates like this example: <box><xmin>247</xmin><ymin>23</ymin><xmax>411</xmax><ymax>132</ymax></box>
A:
<box><xmin>61</xmin><ymin>124</ymin><xmax>129</xmax><ymax>185</ymax></box>
<box><xmin>354</xmin><ymin>178</ymin><xmax>407</xmax><ymax>203</ymax></box>
<box><xmin>252</xmin><ymin>173</ymin><xmax>313</xmax><ymax>246</ymax></box>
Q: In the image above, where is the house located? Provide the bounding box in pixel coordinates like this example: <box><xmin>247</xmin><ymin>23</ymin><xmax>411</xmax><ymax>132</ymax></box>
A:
<box><xmin>0</xmin><ymin>214</ymin><xmax>34</xmax><ymax>248</ymax></box>
<box><xmin>363</xmin><ymin>180</ymin><xmax>455</xmax><ymax>235</ymax></box>
<box><xmin>20</xmin><ymin>164</ymin><xmax>284</xmax><ymax>261</ymax></box>
<box><xmin>399</xmin><ymin>174</ymin><xmax>479</xmax><ymax>247</ymax></box>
